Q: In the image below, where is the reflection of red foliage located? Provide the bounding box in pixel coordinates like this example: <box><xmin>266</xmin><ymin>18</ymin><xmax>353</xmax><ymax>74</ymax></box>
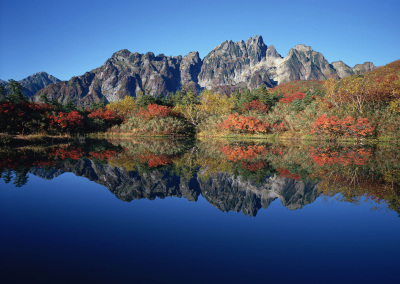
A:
<box><xmin>310</xmin><ymin>147</ymin><xmax>372</xmax><ymax>166</ymax></box>
<box><xmin>136</xmin><ymin>104</ymin><xmax>176</xmax><ymax>120</ymax></box>
<box><xmin>242</xmin><ymin>100</ymin><xmax>268</xmax><ymax>113</ymax></box>
<box><xmin>219</xmin><ymin>145</ymin><xmax>268</xmax><ymax>162</ymax></box>
<box><xmin>137</xmin><ymin>152</ymin><xmax>172</xmax><ymax>167</ymax></box>
<box><xmin>49</xmin><ymin>146</ymin><xmax>84</xmax><ymax>160</ymax></box>
<box><xmin>0</xmin><ymin>158</ymin><xmax>19</xmax><ymax>169</ymax></box>
<box><xmin>219</xmin><ymin>113</ymin><xmax>269</xmax><ymax>133</ymax></box>
<box><xmin>277</xmin><ymin>168</ymin><xmax>301</xmax><ymax>180</ymax></box>
<box><xmin>89</xmin><ymin>150</ymin><xmax>117</xmax><ymax>161</ymax></box>
<box><xmin>279</xmin><ymin>92</ymin><xmax>305</xmax><ymax>104</ymax></box>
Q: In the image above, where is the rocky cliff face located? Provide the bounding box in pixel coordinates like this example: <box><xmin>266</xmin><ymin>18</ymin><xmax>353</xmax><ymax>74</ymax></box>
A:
<box><xmin>30</xmin><ymin>159</ymin><xmax>320</xmax><ymax>216</ymax></box>
<box><xmin>35</xmin><ymin>50</ymin><xmax>201</xmax><ymax>106</ymax></box>
<box><xmin>0</xmin><ymin>72</ymin><xmax>60</xmax><ymax>98</ymax></box>
<box><xmin>198</xmin><ymin>35</ymin><xmax>277</xmax><ymax>89</ymax></box>
<box><xmin>32</xmin><ymin>35</ymin><xmax>376</xmax><ymax>107</ymax></box>
<box><xmin>276</xmin><ymin>44</ymin><xmax>338</xmax><ymax>82</ymax></box>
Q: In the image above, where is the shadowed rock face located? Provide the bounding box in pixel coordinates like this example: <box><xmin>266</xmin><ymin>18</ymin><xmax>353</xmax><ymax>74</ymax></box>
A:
<box><xmin>30</xmin><ymin>159</ymin><xmax>320</xmax><ymax>216</ymax></box>
<box><xmin>34</xmin><ymin>50</ymin><xmax>202</xmax><ymax>107</ymax></box>
<box><xmin>31</xmin><ymin>35</ymin><xmax>375</xmax><ymax>107</ymax></box>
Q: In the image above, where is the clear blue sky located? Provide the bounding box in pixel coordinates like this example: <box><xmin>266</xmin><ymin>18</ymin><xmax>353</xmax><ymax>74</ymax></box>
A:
<box><xmin>0</xmin><ymin>0</ymin><xmax>399</xmax><ymax>81</ymax></box>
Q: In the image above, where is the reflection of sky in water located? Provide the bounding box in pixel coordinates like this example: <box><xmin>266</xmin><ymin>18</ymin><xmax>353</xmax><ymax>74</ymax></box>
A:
<box><xmin>1</xmin><ymin>172</ymin><xmax>399</xmax><ymax>283</ymax></box>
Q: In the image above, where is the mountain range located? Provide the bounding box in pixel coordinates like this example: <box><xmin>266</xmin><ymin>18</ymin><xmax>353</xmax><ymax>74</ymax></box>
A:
<box><xmin>30</xmin><ymin>158</ymin><xmax>319</xmax><ymax>217</ymax></box>
<box><xmin>1</xmin><ymin>35</ymin><xmax>375</xmax><ymax>107</ymax></box>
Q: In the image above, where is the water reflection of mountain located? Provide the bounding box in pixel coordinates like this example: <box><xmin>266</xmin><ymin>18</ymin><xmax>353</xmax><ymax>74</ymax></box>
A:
<box><xmin>30</xmin><ymin>159</ymin><xmax>319</xmax><ymax>216</ymax></box>
<box><xmin>3</xmin><ymin>138</ymin><xmax>399</xmax><ymax>216</ymax></box>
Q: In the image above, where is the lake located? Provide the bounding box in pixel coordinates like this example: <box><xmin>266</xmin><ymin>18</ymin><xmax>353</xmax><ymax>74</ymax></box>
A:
<box><xmin>1</xmin><ymin>138</ymin><xmax>399</xmax><ymax>283</ymax></box>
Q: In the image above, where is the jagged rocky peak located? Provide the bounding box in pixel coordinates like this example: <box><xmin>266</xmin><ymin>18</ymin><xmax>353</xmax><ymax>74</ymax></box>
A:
<box><xmin>245</xmin><ymin>35</ymin><xmax>268</xmax><ymax>66</ymax></box>
<box><xmin>276</xmin><ymin>43</ymin><xmax>337</xmax><ymax>84</ymax></box>
<box><xmin>266</xmin><ymin>44</ymin><xmax>281</xmax><ymax>59</ymax></box>
<box><xmin>198</xmin><ymin>35</ymin><xmax>272</xmax><ymax>89</ymax></box>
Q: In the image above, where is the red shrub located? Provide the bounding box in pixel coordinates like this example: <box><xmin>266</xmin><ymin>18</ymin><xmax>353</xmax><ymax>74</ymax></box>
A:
<box><xmin>219</xmin><ymin>113</ymin><xmax>269</xmax><ymax>133</ymax></box>
<box><xmin>242</xmin><ymin>100</ymin><xmax>268</xmax><ymax>113</ymax></box>
<box><xmin>311</xmin><ymin>114</ymin><xmax>374</xmax><ymax>138</ymax></box>
<box><xmin>49</xmin><ymin>111</ymin><xmax>83</xmax><ymax>128</ymax></box>
<box><xmin>279</xmin><ymin>92</ymin><xmax>305</xmax><ymax>104</ymax></box>
<box><xmin>136</xmin><ymin>104</ymin><xmax>176</xmax><ymax>120</ymax></box>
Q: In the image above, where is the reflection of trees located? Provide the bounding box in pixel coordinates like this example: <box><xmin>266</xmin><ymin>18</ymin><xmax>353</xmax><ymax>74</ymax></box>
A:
<box><xmin>0</xmin><ymin>139</ymin><xmax>122</xmax><ymax>187</ymax></box>
<box><xmin>2</xmin><ymin>138</ymin><xmax>400</xmax><ymax>216</ymax></box>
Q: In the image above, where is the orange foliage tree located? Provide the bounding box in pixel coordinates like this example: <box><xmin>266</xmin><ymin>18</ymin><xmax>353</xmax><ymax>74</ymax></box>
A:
<box><xmin>242</xmin><ymin>100</ymin><xmax>268</xmax><ymax>113</ymax></box>
<box><xmin>311</xmin><ymin>113</ymin><xmax>374</xmax><ymax>138</ymax></box>
<box><xmin>219</xmin><ymin>113</ymin><xmax>269</xmax><ymax>133</ymax></box>
<box><xmin>136</xmin><ymin>103</ymin><xmax>177</xmax><ymax>120</ymax></box>
<box><xmin>279</xmin><ymin>92</ymin><xmax>305</xmax><ymax>104</ymax></box>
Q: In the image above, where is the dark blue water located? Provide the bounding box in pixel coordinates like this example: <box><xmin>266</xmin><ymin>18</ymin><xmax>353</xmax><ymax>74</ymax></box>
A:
<box><xmin>1</xmin><ymin>171</ymin><xmax>399</xmax><ymax>284</ymax></box>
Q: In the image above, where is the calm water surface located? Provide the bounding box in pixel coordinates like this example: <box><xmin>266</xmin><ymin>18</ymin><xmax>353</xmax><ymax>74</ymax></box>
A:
<box><xmin>1</xmin><ymin>138</ymin><xmax>399</xmax><ymax>283</ymax></box>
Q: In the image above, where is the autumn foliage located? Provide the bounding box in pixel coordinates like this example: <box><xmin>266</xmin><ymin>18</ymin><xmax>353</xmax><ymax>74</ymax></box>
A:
<box><xmin>242</xmin><ymin>100</ymin><xmax>268</xmax><ymax>113</ymax></box>
<box><xmin>49</xmin><ymin>111</ymin><xmax>83</xmax><ymax>128</ymax></box>
<box><xmin>310</xmin><ymin>147</ymin><xmax>372</xmax><ymax>166</ymax></box>
<box><xmin>137</xmin><ymin>152</ymin><xmax>173</xmax><ymax>167</ymax></box>
<box><xmin>311</xmin><ymin>114</ymin><xmax>374</xmax><ymax>138</ymax></box>
<box><xmin>279</xmin><ymin>92</ymin><xmax>305</xmax><ymax>104</ymax></box>
<box><xmin>219</xmin><ymin>113</ymin><xmax>269</xmax><ymax>133</ymax></box>
<box><xmin>136</xmin><ymin>103</ymin><xmax>176</xmax><ymax>120</ymax></box>
<box><xmin>219</xmin><ymin>145</ymin><xmax>268</xmax><ymax>162</ymax></box>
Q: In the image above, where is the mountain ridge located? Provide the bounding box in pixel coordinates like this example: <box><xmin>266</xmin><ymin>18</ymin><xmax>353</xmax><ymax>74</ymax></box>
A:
<box><xmin>1</xmin><ymin>71</ymin><xmax>60</xmax><ymax>98</ymax></box>
<box><xmin>3</xmin><ymin>35</ymin><xmax>376</xmax><ymax>107</ymax></box>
